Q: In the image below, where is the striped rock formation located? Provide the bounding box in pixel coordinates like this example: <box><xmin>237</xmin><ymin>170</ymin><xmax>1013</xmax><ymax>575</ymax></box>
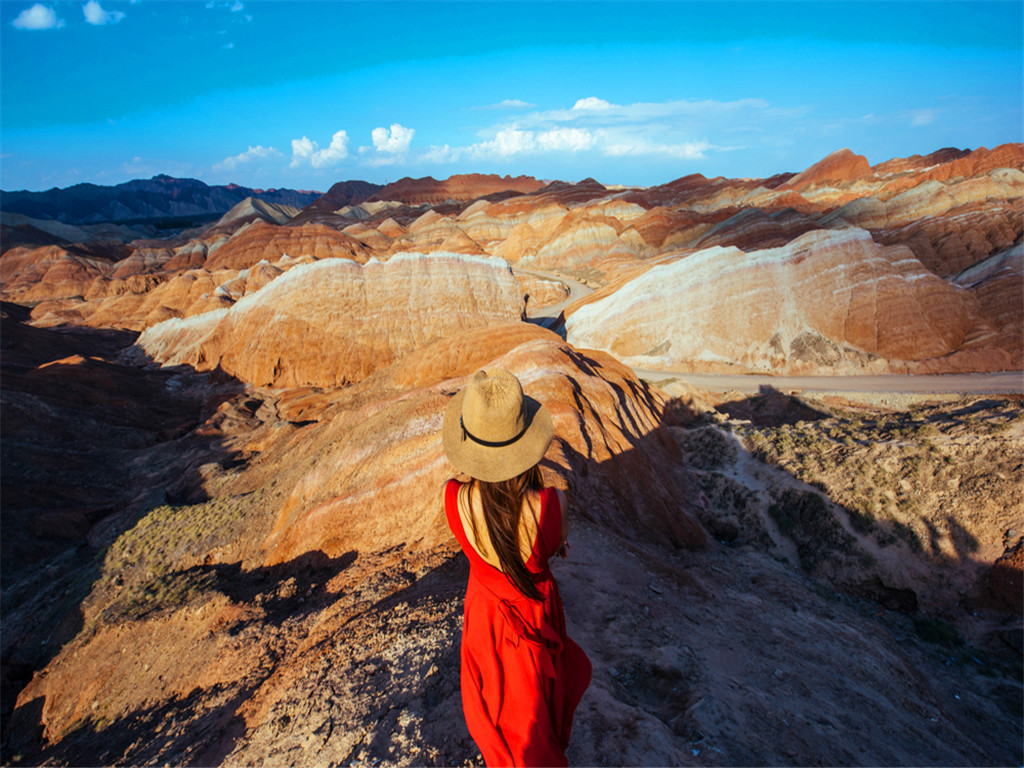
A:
<box><xmin>565</xmin><ymin>227</ymin><xmax>1009</xmax><ymax>375</ymax></box>
<box><xmin>135</xmin><ymin>251</ymin><xmax>525</xmax><ymax>387</ymax></box>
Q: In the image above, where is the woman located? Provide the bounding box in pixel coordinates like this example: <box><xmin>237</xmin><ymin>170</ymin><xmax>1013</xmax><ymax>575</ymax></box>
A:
<box><xmin>442</xmin><ymin>368</ymin><xmax>592</xmax><ymax>767</ymax></box>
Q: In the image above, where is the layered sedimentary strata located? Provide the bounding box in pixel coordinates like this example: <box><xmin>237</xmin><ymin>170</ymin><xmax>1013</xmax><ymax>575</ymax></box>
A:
<box><xmin>135</xmin><ymin>252</ymin><xmax>526</xmax><ymax>387</ymax></box>
<box><xmin>204</xmin><ymin>221</ymin><xmax>370</xmax><ymax>270</ymax></box>
<box><xmin>208</xmin><ymin>197</ymin><xmax>298</xmax><ymax>232</ymax></box>
<box><xmin>0</xmin><ymin>246</ymin><xmax>113</xmax><ymax>304</ymax></box>
<box><xmin>953</xmin><ymin>243</ymin><xmax>1024</xmax><ymax>365</ymax></box>
<box><xmin>565</xmin><ymin>228</ymin><xmax>1007</xmax><ymax>375</ymax></box>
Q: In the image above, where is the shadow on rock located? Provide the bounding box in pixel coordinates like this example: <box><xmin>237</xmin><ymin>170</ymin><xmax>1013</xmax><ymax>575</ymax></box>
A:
<box><xmin>715</xmin><ymin>384</ymin><xmax>830</xmax><ymax>427</ymax></box>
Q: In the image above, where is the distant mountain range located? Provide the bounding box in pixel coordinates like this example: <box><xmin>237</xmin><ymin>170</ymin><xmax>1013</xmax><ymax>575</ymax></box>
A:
<box><xmin>0</xmin><ymin>175</ymin><xmax>326</xmax><ymax>225</ymax></box>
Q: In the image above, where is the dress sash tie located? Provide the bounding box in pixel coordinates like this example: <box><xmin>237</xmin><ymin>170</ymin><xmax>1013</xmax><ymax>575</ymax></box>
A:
<box><xmin>497</xmin><ymin>597</ymin><xmax>564</xmax><ymax>679</ymax></box>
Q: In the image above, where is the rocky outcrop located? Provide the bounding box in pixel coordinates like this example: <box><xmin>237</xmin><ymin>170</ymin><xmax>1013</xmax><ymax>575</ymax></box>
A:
<box><xmin>953</xmin><ymin>243</ymin><xmax>1024</xmax><ymax>366</ymax></box>
<box><xmin>565</xmin><ymin>228</ymin><xmax>1008</xmax><ymax>375</ymax></box>
<box><xmin>261</xmin><ymin>323</ymin><xmax>706</xmax><ymax>566</ymax></box>
<box><xmin>0</xmin><ymin>246</ymin><xmax>113</xmax><ymax>304</ymax></box>
<box><xmin>206</xmin><ymin>197</ymin><xmax>299</xmax><ymax>233</ymax></box>
<box><xmin>779</xmin><ymin>148</ymin><xmax>875</xmax><ymax>191</ymax></box>
<box><xmin>287</xmin><ymin>180</ymin><xmax>384</xmax><ymax>226</ymax></box>
<box><xmin>877</xmin><ymin>142</ymin><xmax>1024</xmax><ymax>184</ymax></box>
<box><xmin>135</xmin><ymin>252</ymin><xmax>526</xmax><ymax>387</ymax></box>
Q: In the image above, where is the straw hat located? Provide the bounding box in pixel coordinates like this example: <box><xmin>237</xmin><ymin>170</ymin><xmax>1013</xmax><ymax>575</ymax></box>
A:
<box><xmin>442</xmin><ymin>368</ymin><xmax>554</xmax><ymax>483</ymax></box>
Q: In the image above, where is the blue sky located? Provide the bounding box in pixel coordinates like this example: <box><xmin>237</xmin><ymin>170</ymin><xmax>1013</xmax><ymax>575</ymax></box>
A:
<box><xmin>1</xmin><ymin>0</ymin><xmax>1021</xmax><ymax>192</ymax></box>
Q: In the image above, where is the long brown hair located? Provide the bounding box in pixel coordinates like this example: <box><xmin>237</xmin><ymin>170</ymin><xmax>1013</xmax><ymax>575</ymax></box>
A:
<box><xmin>465</xmin><ymin>464</ymin><xmax>545</xmax><ymax>601</ymax></box>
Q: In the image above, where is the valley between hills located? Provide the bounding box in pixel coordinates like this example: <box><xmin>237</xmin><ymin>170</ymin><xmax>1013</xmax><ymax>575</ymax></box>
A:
<box><xmin>1</xmin><ymin>145</ymin><xmax>1021</xmax><ymax>766</ymax></box>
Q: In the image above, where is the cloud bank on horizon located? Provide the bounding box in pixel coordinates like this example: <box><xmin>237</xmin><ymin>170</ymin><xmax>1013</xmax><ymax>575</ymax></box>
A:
<box><xmin>1</xmin><ymin>1</ymin><xmax>1021</xmax><ymax>192</ymax></box>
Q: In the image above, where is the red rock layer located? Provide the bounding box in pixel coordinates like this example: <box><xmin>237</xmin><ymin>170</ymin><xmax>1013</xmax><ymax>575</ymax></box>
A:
<box><xmin>779</xmin><ymin>148</ymin><xmax>875</xmax><ymax>191</ymax></box>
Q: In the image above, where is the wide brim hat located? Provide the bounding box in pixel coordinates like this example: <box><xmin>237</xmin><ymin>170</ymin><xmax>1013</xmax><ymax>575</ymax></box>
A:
<box><xmin>442</xmin><ymin>368</ymin><xmax>554</xmax><ymax>483</ymax></box>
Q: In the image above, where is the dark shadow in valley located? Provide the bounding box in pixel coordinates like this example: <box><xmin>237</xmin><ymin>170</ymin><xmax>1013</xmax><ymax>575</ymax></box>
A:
<box><xmin>0</xmin><ymin>301</ymin><xmax>249</xmax><ymax>757</ymax></box>
<box><xmin>11</xmin><ymin>681</ymin><xmax>255</xmax><ymax>768</ymax></box>
<box><xmin>524</xmin><ymin>312</ymin><xmax>567</xmax><ymax>339</ymax></box>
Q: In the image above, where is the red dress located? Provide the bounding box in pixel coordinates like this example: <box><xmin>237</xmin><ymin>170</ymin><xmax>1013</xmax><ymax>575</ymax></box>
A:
<box><xmin>445</xmin><ymin>480</ymin><xmax>592</xmax><ymax>767</ymax></box>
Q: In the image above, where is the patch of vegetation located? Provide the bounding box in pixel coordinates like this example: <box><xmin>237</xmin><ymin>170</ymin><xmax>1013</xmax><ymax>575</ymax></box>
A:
<box><xmin>102</xmin><ymin>494</ymin><xmax>255</xmax><ymax>583</ymax></box>
<box><xmin>695</xmin><ymin>471</ymin><xmax>770</xmax><ymax>546</ymax></box>
<box><xmin>101</xmin><ymin>568</ymin><xmax>220</xmax><ymax>624</ymax></box>
<box><xmin>675</xmin><ymin>426</ymin><xmax>737</xmax><ymax>471</ymax></box>
<box><xmin>84</xmin><ymin>492</ymin><xmax>262</xmax><ymax>630</ymax></box>
<box><xmin>737</xmin><ymin>402</ymin><xmax>1024</xmax><ymax>556</ymax></box>
<box><xmin>768</xmin><ymin>488</ymin><xmax>856</xmax><ymax>571</ymax></box>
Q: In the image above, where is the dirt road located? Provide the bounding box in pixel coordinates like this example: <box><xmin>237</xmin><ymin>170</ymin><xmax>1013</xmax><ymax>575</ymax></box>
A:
<box><xmin>516</xmin><ymin>269</ymin><xmax>593</xmax><ymax>328</ymax></box>
<box><xmin>632</xmin><ymin>368</ymin><xmax>1024</xmax><ymax>395</ymax></box>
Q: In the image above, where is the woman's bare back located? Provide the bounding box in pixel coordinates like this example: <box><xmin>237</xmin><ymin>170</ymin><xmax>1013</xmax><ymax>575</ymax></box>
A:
<box><xmin>457</xmin><ymin>483</ymin><xmax>567</xmax><ymax>569</ymax></box>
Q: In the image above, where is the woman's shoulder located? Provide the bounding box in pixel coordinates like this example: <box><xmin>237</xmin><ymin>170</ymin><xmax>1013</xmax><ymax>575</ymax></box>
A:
<box><xmin>444</xmin><ymin>478</ymin><xmax>465</xmax><ymax>516</ymax></box>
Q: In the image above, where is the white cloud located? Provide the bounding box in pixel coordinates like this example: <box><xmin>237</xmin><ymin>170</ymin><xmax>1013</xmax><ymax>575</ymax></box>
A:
<box><xmin>420</xmin><ymin>145</ymin><xmax>460</xmax><ymax>164</ymax></box>
<box><xmin>466</xmin><ymin>126</ymin><xmax>598</xmax><ymax>160</ymax></box>
<box><xmin>449</xmin><ymin>95</ymin><xmax>795</xmax><ymax>164</ymax></box>
<box><xmin>603</xmin><ymin>138</ymin><xmax>712</xmax><ymax>159</ymax></box>
<box><xmin>289</xmin><ymin>95</ymin><xmax>799</xmax><ymax>172</ymax></box>
<box><xmin>290</xmin><ymin>131</ymin><xmax>350</xmax><ymax>169</ymax></box>
<box><xmin>223</xmin><ymin>41</ymin><xmax>234</xmax><ymax>49</ymax></box>
<box><xmin>214</xmin><ymin>145</ymin><xmax>281</xmax><ymax>172</ymax></box>
<box><xmin>230</xmin><ymin>1</ymin><xmax>244</xmax><ymax>10</ymax></box>
<box><xmin>83</xmin><ymin>0</ymin><xmax>125</xmax><ymax>25</ymax></box>
<box><xmin>469</xmin><ymin>128</ymin><xmax>536</xmax><ymax>159</ymax></box>
<box><xmin>572</xmin><ymin>97</ymin><xmax>615</xmax><ymax>111</ymax></box>
<box><xmin>536</xmin><ymin>127</ymin><xmax>597</xmax><ymax>153</ymax></box>
<box><xmin>11</xmin><ymin>4</ymin><xmax>65</xmax><ymax>30</ymax></box>
<box><xmin>290</xmin><ymin>136</ymin><xmax>316</xmax><ymax>167</ymax></box>
<box><xmin>371</xmin><ymin>123</ymin><xmax>415</xmax><ymax>154</ymax></box>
